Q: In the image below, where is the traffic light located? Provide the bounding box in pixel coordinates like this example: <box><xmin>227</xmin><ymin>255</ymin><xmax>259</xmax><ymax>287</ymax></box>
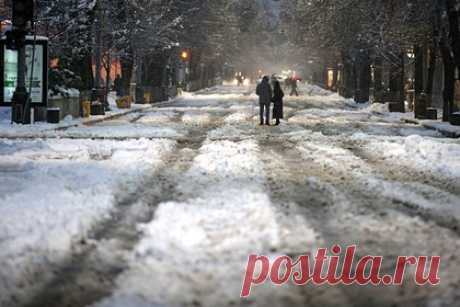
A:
<box><xmin>12</xmin><ymin>0</ymin><xmax>34</xmax><ymax>30</ymax></box>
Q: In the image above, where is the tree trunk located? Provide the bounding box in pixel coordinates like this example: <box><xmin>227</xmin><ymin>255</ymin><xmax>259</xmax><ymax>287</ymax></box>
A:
<box><xmin>323</xmin><ymin>64</ymin><xmax>329</xmax><ymax>89</ymax></box>
<box><xmin>389</xmin><ymin>64</ymin><xmax>400</xmax><ymax>97</ymax></box>
<box><xmin>440</xmin><ymin>35</ymin><xmax>455</xmax><ymax>121</ymax></box>
<box><xmin>414</xmin><ymin>45</ymin><xmax>425</xmax><ymax>99</ymax></box>
<box><xmin>340</xmin><ymin>54</ymin><xmax>355</xmax><ymax>99</ymax></box>
<box><xmin>345</xmin><ymin>62</ymin><xmax>355</xmax><ymax>98</ymax></box>
<box><xmin>104</xmin><ymin>52</ymin><xmax>111</xmax><ymax>108</ymax></box>
<box><xmin>133</xmin><ymin>53</ymin><xmax>143</xmax><ymax>103</ymax></box>
<box><xmin>332</xmin><ymin>64</ymin><xmax>338</xmax><ymax>91</ymax></box>
<box><xmin>373</xmin><ymin>56</ymin><xmax>383</xmax><ymax>102</ymax></box>
<box><xmin>389</xmin><ymin>52</ymin><xmax>405</xmax><ymax>112</ymax></box>
<box><xmin>399</xmin><ymin>53</ymin><xmax>406</xmax><ymax>112</ymax></box>
<box><xmin>446</xmin><ymin>0</ymin><xmax>460</xmax><ymax>69</ymax></box>
<box><xmin>120</xmin><ymin>53</ymin><xmax>133</xmax><ymax>97</ymax></box>
<box><xmin>355</xmin><ymin>52</ymin><xmax>371</xmax><ymax>103</ymax></box>
<box><xmin>425</xmin><ymin>46</ymin><xmax>437</xmax><ymax>107</ymax></box>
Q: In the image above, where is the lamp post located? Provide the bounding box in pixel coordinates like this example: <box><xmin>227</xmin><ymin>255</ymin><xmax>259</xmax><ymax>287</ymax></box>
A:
<box><xmin>10</xmin><ymin>0</ymin><xmax>34</xmax><ymax>124</ymax></box>
<box><xmin>179</xmin><ymin>50</ymin><xmax>190</xmax><ymax>90</ymax></box>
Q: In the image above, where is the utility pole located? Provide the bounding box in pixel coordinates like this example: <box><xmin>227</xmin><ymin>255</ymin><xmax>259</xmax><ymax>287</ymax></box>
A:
<box><xmin>180</xmin><ymin>50</ymin><xmax>190</xmax><ymax>91</ymax></box>
<box><xmin>8</xmin><ymin>0</ymin><xmax>34</xmax><ymax>124</ymax></box>
<box><xmin>12</xmin><ymin>43</ymin><xmax>29</xmax><ymax>123</ymax></box>
<box><xmin>135</xmin><ymin>53</ymin><xmax>144</xmax><ymax>104</ymax></box>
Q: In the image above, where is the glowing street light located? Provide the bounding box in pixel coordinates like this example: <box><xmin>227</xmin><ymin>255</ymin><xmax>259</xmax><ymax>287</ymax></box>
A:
<box><xmin>180</xmin><ymin>50</ymin><xmax>190</xmax><ymax>61</ymax></box>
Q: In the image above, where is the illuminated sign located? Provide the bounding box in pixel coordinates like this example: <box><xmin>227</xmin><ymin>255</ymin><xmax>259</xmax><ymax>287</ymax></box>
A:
<box><xmin>1</xmin><ymin>36</ymin><xmax>48</xmax><ymax>107</ymax></box>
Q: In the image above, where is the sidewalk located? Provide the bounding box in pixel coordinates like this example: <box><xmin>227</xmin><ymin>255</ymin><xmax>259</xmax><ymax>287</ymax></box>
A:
<box><xmin>401</xmin><ymin>116</ymin><xmax>460</xmax><ymax>138</ymax></box>
<box><xmin>355</xmin><ymin>103</ymin><xmax>460</xmax><ymax>139</ymax></box>
<box><xmin>0</xmin><ymin>98</ymin><xmax>176</xmax><ymax>139</ymax></box>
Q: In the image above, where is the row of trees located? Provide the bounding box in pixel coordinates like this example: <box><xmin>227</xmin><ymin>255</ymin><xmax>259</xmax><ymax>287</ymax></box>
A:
<box><xmin>31</xmin><ymin>0</ymin><xmax>278</xmax><ymax>98</ymax></box>
<box><xmin>280</xmin><ymin>0</ymin><xmax>460</xmax><ymax>120</ymax></box>
<box><xmin>38</xmin><ymin>0</ymin><xmax>202</xmax><ymax>96</ymax></box>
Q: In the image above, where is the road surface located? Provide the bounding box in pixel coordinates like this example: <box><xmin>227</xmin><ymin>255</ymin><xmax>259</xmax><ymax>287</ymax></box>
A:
<box><xmin>1</xmin><ymin>84</ymin><xmax>460</xmax><ymax>307</ymax></box>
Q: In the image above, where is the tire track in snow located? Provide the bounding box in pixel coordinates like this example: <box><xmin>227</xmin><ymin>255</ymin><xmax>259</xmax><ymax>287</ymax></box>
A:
<box><xmin>293</xmin><ymin>134</ymin><xmax>460</xmax><ymax>235</ymax></box>
<box><xmin>21</xmin><ymin>91</ymin><xmax>259</xmax><ymax>307</ymax></box>
<box><xmin>334</xmin><ymin>138</ymin><xmax>460</xmax><ymax>234</ymax></box>
<box><xmin>21</xmin><ymin>138</ymin><xmax>206</xmax><ymax>307</ymax></box>
<box><xmin>256</xmin><ymin>137</ymin><xmax>354</xmax><ymax>307</ymax></box>
<box><xmin>91</xmin><ymin>138</ymin><xmax>321</xmax><ymax>307</ymax></box>
<box><xmin>340</xmin><ymin>138</ymin><xmax>460</xmax><ymax>195</ymax></box>
<box><xmin>286</xmin><ymin>136</ymin><xmax>460</xmax><ymax>307</ymax></box>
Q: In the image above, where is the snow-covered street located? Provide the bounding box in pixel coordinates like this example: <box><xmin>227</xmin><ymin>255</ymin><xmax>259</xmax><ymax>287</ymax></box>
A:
<box><xmin>1</xmin><ymin>84</ymin><xmax>460</xmax><ymax>307</ymax></box>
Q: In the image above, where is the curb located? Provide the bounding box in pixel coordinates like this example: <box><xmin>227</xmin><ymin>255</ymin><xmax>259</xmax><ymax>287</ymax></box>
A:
<box><xmin>402</xmin><ymin>118</ymin><xmax>460</xmax><ymax>138</ymax></box>
<box><xmin>82</xmin><ymin>105</ymin><xmax>153</xmax><ymax>126</ymax></box>
<box><xmin>54</xmin><ymin>99</ymin><xmax>178</xmax><ymax>130</ymax></box>
<box><xmin>0</xmin><ymin>100</ymin><xmax>178</xmax><ymax>139</ymax></box>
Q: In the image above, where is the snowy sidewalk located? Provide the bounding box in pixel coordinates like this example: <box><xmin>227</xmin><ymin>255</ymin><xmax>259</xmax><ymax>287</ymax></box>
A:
<box><xmin>402</xmin><ymin>117</ymin><xmax>460</xmax><ymax>138</ymax></box>
<box><xmin>0</xmin><ymin>97</ymin><xmax>179</xmax><ymax>139</ymax></box>
<box><xmin>355</xmin><ymin>103</ymin><xmax>460</xmax><ymax>138</ymax></box>
<box><xmin>0</xmin><ymin>138</ymin><xmax>176</xmax><ymax>306</ymax></box>
<box><xmin>0</xmin><ymin>106</ymin><xmax>149</xmax><ymax>138</ymax></box>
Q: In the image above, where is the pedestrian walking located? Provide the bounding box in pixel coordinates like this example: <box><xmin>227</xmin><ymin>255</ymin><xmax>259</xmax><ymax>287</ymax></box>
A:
<box><xmin>236</xmin><ymin>73</ymin><xmax>244</xmax><ymax>86</ymax></box>
<box><xmin>290</xmin><ymin>77</ymin><xmax>299</xmax><ymax>96</ymax></box>
<box><xmin>284</xmin><ymin>77</ymin><xmax>291</xmax><ymax>92</ymax></box>
<box><xmin>272</xmin><ymin>80</ymin><xmax>284</xmax><ymax>126</ymax></box>
<box><xmin>256</xmin><ymin>76</ymin><xmax>273</xmax><ymax>125</ymax></box>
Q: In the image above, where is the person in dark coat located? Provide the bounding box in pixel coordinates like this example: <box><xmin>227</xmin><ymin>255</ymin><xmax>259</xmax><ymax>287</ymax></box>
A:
<box><xmin>236</xmin><ymin>75</ymin><xmax>243</xmax><ymax>86</ymax></box>
<box><xmin>272</xmin><ymin>80</ymin><xmax>284</xmax><ymax>125</ymax></box>
<box><xmin>284</xmin><ymin>77</ymin><xmax>292</xmax><ymax>92</ymax></box>
<box><xmin>290</xmin><ymin>77</ymin><xmax>299</xmax><ymax>96</ymax></box>
<box><xmin>256</xmin><ymin>76</ymin><xmax>273</xmax><ymax>125</ymax></box>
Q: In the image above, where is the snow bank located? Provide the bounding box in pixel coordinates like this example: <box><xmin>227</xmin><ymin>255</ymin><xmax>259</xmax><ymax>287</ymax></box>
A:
<box><xmin>177</xmin><ymin>92</ymin><xmax>246</xmax><ymax>104</ymax></box>
<box><xmin>0</xmin><ymin>107</ymin><xmax>83</xmax><ymax>138</ymax></box>
<box><xmin>296</xmin><ymin>133</ymin><xmax>460</xmax><ymax>233</ymax></box>
<box><xmin>298</xmin><ymin>83</ymin><xmax>334</xmax><ymax>96</ymax></box>
<box><xmin>364</xmin><ymin>135</ymin><xmax>460</xmax><ymax>179</ymax></box>
<box><xmin>207</xmin><ymin>124</ymin><xmax>251</xmax><ymax>140</ymax></box>
<box><xmin>224</xmin><ymin>109</ymin><xmax>254</xmax><ymax>124</ymax></box>
<box><xmin>362</xmin><ymin>102</ymin><xmax>390</xmax><ymax>114</ymax></box>
<box><xmin>288</xmin><ymin>108</ymin><xmax>372</xmax><ymax>126</ymax></box>
<box><xmin>136</xmin><ymin>111</ymin><xmax>178</xmax><ymax>124</ymax></box>
<box><xmin>181</xmin><ymin>112</ymin><xmax>213</xmax><ymax>126</ymax></box>
<box><xmin>0</xmin><ymin>138</ymin><xmax>175</xmax><ymax>306</ymax></box>
<box><xmin>63</xmin><ymin>125</ymin><xmax>183</xmax><ymax>139</ymax></box>
<box><xmin>0</xmin><ymin>107</ymin><xmax>11</xmax><ymax>123</ymax></box>
<box><xmin>419</xmin><ymin>120</ymin><xmax>460</xmax><ymax>138</ymax></box>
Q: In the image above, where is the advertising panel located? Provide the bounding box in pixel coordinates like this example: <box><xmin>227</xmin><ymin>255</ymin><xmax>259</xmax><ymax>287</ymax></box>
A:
<box><xmin>0</xmin><ymin>36</ymin><xmax>48</xmax><ymax>106</ymax></box>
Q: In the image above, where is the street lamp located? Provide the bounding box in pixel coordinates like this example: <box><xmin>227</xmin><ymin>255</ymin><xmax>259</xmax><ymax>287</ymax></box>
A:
<box><xmin>179</xmin><ymin>50</ymin><xmax>190</xmax><ymax>90</ymax></box>
<box><xmin>180</xmin><ymin>50</ymin><xmax>189</xmax><ymax>61</ymax></box>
